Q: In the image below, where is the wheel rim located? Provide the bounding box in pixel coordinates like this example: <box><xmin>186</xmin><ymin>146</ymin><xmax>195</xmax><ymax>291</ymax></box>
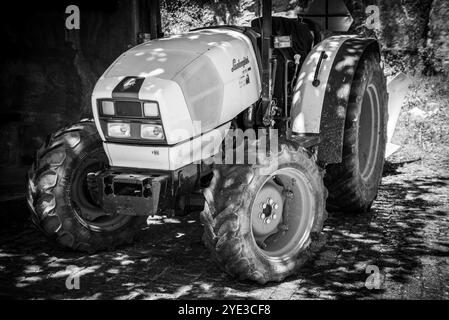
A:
<box><xmin>71</xmin><ymin>152</ymin><xmax>132</xmax><ymax>232</ymax></box>
<box><xmin>358</xmin><ymin>83</ymin><xmax>381</xmax><ymax>182</ymax></box>
<box><xmin>250</xmin><ymin>167</ymin><xmax>315</xmax><ymax>259</ymax></box>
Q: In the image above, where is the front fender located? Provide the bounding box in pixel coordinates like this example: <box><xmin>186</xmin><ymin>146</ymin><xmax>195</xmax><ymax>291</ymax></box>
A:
<box><xmin>291</xmin><ymin>36</ymin><xmax>381</xmax><ymax>164</ymax></box>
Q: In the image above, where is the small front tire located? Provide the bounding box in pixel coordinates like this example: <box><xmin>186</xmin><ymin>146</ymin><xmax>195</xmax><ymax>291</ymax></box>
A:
<box><xmin>27</xmin><ymin>120</ymin><xmax>146</xmax><ymax>252</ymax></box>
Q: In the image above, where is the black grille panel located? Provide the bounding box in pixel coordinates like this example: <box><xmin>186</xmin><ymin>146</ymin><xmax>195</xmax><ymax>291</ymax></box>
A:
<box><xmin>114</xmin><ymin>101</ymin><xmax>142</xmax><ymax>117</ymax></box>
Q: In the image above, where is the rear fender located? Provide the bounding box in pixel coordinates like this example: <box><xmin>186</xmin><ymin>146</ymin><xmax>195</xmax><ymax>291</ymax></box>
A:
<box><xmin>291</xmin><ymin>36</ymin><xmax>382</xmax><ymax>164</ymax></box>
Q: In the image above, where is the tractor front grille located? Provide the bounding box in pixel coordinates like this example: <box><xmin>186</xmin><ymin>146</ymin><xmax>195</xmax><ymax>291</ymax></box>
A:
<box><xmin>114</xmin><ymin>101</ymin><xmax>143</xmax><ymax>118</ymax></box>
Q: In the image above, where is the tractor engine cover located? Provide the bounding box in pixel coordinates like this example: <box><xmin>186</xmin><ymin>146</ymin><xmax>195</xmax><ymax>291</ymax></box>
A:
<box><xmin>92</xmin><ymin>28</ymin><xmax>261</xmax><ymax>145</ymax></box>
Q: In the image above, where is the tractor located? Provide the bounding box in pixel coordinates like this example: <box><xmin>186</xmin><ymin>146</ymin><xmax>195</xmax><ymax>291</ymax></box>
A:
<box><xmin>27</xmin><ymin>0</ymin><xmax>392</xmax><ymax>284</ymax></box>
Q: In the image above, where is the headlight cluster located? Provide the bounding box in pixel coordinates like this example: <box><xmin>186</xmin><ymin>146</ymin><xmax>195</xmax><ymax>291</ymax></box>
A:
<box><xmin>99</xmin><ymin>100</ymin><xmax>165</xmax><ymax>142</ymax></box>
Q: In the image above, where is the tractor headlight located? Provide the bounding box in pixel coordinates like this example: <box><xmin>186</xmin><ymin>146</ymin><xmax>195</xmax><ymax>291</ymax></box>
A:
<box><xmin>101</xmin><ymin>101</ymin><xmax>115</xmax><ymax>116</ymax></box>
<box><xmin>143</xmin><ymin>102</ymin><xmax>159</xmax><ymax>117</ymax></box>
<box><xmin>141</xmin><ymin>124</ymin><xmax>165</xmax><ymax>140</ymax></box>
<box><xmin>108</xmin><ymin>122</ymin><xmax>131</xmax><ymax>138</ymax></box>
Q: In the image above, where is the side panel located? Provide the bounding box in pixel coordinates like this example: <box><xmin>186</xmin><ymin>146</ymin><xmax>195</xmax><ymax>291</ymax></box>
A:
<box><xmin>173</xmin><ymin>30</ymin><xmax>261</xmax><ymax>133</ymax></box>
<box><xmin>291</xmin><ymin>36</ymin><xmax>381</xmax><ymax>164</ymax></box>
<box><xmin>204</xmin><ymin>33</ymin><xmax>261</xmax><ymax>127</ymax></box>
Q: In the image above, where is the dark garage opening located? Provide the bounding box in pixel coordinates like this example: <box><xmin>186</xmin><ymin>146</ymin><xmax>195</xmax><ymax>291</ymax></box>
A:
<box><xmin>0</xmin><ymin>0</ymin><xmax>161</xmax><ymax>195</ymax></box>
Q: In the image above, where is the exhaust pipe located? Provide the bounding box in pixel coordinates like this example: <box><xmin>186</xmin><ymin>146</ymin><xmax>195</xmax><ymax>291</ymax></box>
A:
<box><xmin>261</xmin><ymin>0</ymin><xmax>273</xmax><ymax>126</ymax></box>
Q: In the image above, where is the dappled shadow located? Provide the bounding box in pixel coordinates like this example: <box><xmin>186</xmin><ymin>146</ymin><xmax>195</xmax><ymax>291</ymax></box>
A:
<box><xmin>0</xmin><ymin>158</ymin><xmax>448</xmax><ymax>299</ymax></box>
<box><xmin>0</xmin><ymin>200</ymin><xmax>276</xmax><ymax>300</ymax></box>
<box><xmin>291</xmin><ymin>158</ymin><xmax>449</xmax><ymax>299</ymax></box>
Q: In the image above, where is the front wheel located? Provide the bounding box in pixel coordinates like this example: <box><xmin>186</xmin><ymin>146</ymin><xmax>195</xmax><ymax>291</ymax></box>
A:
<box><xmin>27</xmin><ymin>120</ymin><xmax>146</xmax><ymax>252</ymax></box>
<box><xmin>201</xmin><ymin>142</ymin><xmax>327</xmax><ymax>284</ymax></box>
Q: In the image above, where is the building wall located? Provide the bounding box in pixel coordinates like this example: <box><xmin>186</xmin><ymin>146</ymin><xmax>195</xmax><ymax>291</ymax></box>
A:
<box><xmin>0</xmin><ymin>0</ymin><xmax>158</xmax><ymax>168</ymax></box>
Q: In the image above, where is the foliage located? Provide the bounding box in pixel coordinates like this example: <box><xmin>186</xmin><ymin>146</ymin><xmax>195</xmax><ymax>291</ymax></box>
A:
<box><xmin>160</xmin><ymin>0</ymin><xmax>449</xmax><ymax>76</ymax></box>
<box><xmin>160</xmin><ymin>0</ymin><xmax>259</xmax><ymax>34</ymax></box>
<box><xmin>160</xmin><ymin>0</ymin><xmax>215</xmax><ymax>35</ymax></box>
<box><xmin>427</xmin><ymin>0</ymin><xmax>449</xmax><ymax>75</ymax></box>
<box><xmin>394</xmin><ymin>75</ymin><xmax>449</xmax><ymax>156</ymax></box>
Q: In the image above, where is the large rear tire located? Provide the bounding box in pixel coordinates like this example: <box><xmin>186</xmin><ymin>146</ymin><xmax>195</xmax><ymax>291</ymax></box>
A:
<box><xmin>27</xmin><ymin>120</ymin><xmax>146</xmax><ymax>252</ymax></box>
<box><xmin>201</xmin><ymin>142</ymin><xmax>327</xmax><ymax>284</ymax></box>
<box><xmin>324</xmin><ymin>51</ymin><xmax>388</xmax><ymax>213</ymax></box>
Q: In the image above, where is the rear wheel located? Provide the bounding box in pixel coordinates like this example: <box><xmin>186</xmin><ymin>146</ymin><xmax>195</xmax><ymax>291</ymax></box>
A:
<box><xmin>201</xmin><ymin>142</ymin><xmax>327</xmax><ymax>284</ymax></box>
<box><xmin>324</xmin><ymin>51</ymin><xmax>388</xmax><ymax>213</ymax></box>
<box><xmin>27</xmin><ymin>120</ymin><xmax>146</xmax><ymax>252</ymax></box>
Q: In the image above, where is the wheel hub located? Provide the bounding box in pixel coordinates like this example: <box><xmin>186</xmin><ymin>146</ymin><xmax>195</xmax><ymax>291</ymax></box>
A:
<box><xmin>252</xmin><ymin>182</ymin><xmax>283</xmax><ymax>237</ymax></box>
<box><xmin>259</xmin><ymin>197</ymin><xmax>280</xmax><ymax>223</ymax></box>
<box><xmin>250</xmin><ymin>167</ymin><xmax>315</xmax><ymax>258</ymax></box>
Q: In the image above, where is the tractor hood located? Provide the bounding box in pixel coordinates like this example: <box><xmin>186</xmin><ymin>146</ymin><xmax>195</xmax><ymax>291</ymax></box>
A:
<box><xmin>105</xmin><ymin>31</ymin><xmax>221</xmax><ymax>80</ymax></box>
<box><xmin>92</xmin><ymin>28</ymin><xmax>261</xmax><ymax>146</ymax></box>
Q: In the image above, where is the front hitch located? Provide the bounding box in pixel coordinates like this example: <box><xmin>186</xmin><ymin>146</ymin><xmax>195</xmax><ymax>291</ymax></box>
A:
<box><xmin>93</xmin><ymin>172</ymin><xmax>169</xmax><ymax>216</ymax></box>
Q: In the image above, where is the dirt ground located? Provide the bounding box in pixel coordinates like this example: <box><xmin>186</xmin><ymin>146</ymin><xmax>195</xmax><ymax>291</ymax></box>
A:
<box><xmin>0</xmin><ymin>76</ymin><xmax>448</xmax><ymax>300</ymax></box>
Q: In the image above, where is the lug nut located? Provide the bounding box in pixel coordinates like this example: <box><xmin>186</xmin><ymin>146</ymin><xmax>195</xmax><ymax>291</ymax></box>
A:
<box><xmin>259</xmin><ymin>213</ymin><xmax>266</xmax><ymax>219</ymax></box>
<box><xmin>265</xmin><ymin>218</ymin><xmax>271</xmax><ymax>224</ymax></box>
<box><xmin>274</xmin><ymin>203</ymin><xmax>279</xmax><ymax>210</ymax></box>
<box><xmin>272</xmin><ymin>214</ymin><xmax>277</xmax><ymax>220</ymax></box>
<box><xmin>269</xmin><ymin>199</ymin><xmax>274</xmax><ymax>205</ymax></box>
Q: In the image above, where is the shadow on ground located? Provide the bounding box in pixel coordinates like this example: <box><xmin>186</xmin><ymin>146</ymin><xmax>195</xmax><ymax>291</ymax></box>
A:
<box><xmin>0</xmin><ymin>156</ymin><xmax>448</xmax><ymax>300</ymax></box>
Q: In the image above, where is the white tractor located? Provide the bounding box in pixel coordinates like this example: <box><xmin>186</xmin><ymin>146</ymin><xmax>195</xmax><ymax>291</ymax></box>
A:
<box><xmin>27</xmin><ymin>0</ymin><xmax>393</xmax><ymax>283</ymax></box>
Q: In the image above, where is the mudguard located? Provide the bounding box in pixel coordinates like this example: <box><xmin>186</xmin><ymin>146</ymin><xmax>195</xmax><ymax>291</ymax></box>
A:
<box><xmin>291</xmin><ymin>36</ymin><xmax>382</xmax><ymax>164</ymax></box>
